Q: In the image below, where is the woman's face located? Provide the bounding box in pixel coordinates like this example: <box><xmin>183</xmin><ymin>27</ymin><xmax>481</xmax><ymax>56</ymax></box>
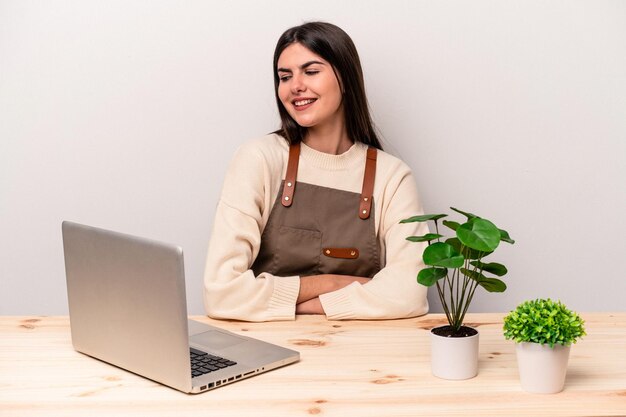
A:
<box><xmin>277</xmin><ymin>42</ymin><xmax>344</xmax><ymax>131</ymax></box>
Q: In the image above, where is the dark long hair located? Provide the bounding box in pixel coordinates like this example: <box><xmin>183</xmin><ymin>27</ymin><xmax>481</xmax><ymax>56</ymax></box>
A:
<box><xmin>272</xmin><ymin>22</ymin><xmax>383</xmax><ymax>150</ymax></box>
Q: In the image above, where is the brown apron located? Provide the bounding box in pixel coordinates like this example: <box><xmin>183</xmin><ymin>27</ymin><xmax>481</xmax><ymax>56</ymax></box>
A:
<box><xmin>251</xmin><ymin>143</ymin><xmax>381</xmax><ymax>278</ymax></box>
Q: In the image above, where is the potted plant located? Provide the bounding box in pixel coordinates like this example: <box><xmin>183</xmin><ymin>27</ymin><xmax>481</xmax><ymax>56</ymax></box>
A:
<box><xmin>503</xmin><ymin>298</ymin><xmax>586</xmax><ymax>393</ymax></box>
<box><xmin>401</xmin><ymin>207</ymin><xmax>515</xmax><ymax>380</ymax></box>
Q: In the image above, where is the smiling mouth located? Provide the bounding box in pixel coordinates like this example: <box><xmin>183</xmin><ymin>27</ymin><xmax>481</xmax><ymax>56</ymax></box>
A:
<box><xmin>293</xmin><ymin>98</ymin><xmax>317</xmax><ymax>108</ymax></box>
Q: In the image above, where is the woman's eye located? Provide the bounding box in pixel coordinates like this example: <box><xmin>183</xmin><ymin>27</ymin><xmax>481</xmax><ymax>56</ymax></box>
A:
<box><xmin>305</xmin><ymin>70</ymin><xmax>319</xmax><ymax>76</ymax></box>
<box><xmin>279</xmin><ymin>75</ymin><xmax>291</xmax><ymax>82</ymax></box>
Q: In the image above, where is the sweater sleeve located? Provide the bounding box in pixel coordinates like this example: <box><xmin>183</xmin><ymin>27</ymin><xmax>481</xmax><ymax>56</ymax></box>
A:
<box><xmin>319</xmin><ymin>166</ymin><xmax>429</xmax><ymax>320</ymax></box>
<box><xmin>203</xmin><ymin>142</ymin><xmax>300</xmax><ymax>322</ymax></box>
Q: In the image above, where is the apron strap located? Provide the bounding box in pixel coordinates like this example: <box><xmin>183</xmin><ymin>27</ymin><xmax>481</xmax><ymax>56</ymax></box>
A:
<box><xmin>281</xmin><ymin>143</ymin><xmax>300</xmax><ymax>207</ymax></box>
<box><xmin>282</xmin><ymin>142</ymin><xmax>377</xmax><ymax>217</ymax></box>
<box><xmin>359</xmin><ymin>147</ymin><xmax>377</xmax><ymax>219</ymax></box>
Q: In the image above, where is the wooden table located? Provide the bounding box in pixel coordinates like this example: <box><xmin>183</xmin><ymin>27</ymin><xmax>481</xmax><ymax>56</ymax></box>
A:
<box><xmin>1</xmin><ymin>313</ymin><xmax>624</xmax><ymax>416</ymax></box>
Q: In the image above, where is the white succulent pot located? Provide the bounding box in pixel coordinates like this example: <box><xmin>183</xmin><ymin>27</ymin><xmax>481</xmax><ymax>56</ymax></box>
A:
<box><xmin>515</xmin><ymin>342</ymin><xmax>571</xmax><ymax>394</ymax></box>
<box><xmin>430</xmin><ymin>326</ymin><xmax>479</xmax><ymax>380</ymax></box>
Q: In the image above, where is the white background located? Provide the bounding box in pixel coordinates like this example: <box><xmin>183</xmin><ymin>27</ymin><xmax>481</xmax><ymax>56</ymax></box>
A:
<box><xmin>1</xmin><ymin>0</ymin><xmax>624</xmax><ymax>315</ymax></box>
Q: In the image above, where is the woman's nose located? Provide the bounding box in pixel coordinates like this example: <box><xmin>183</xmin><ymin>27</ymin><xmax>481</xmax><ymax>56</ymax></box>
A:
<box><xmin>290</xmin><ymin>74</ymin><xmax>306</xmax><ymax>94</ymax></box>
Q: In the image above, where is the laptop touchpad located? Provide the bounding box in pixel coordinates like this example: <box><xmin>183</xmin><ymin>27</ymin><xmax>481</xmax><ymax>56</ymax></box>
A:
<box><xmin>190</xmin><ymin>330</ymin><xmax>246</xmax><ymax>351</ymax></box>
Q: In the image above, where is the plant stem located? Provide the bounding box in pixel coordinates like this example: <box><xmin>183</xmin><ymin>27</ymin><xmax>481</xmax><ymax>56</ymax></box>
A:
<box><xmin>450</xmin><ymin>268</ymin><xmax>458</xmax><ymax>328</ymax></box>
<box><xmin>456</xmin><ymin>259</ymin><xmax>469</xmax><ymax>325</ymax></box>
<box><xmin>436</xmin><ymin>280</ymin><xmax>452</xmax><ymax>325</ymax></box>
<box><xmin>456</xmin><ymin>264</ymin><xmax>462</xmax><ymax>326</ymax></box>
<box><xmin>459</xmin><ymin>280</ymin><xmax>479</xmax><ymax>325</ymax></box>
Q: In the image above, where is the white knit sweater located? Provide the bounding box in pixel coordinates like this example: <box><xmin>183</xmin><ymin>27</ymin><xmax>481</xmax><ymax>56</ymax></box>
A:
<box><xmin>203</xmin><ymin>134</ymin><xmax>429</xmax><ymax>321</ymax></box>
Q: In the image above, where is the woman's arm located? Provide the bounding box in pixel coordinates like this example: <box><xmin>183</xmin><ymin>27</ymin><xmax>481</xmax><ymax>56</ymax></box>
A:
<box><xmin>296</xmin><ymin>275</ymin><xmax>371</xmax><ymax>315</ymax></box>
<box><xmin>204</xmin><ymin>199</ymin><xmax>301</xmax><ymax>322</ymax></box>
<box><xmin>297</xmin><ymin>275</ymin><xmax>371</xmax><ymax>303</ymax></box>
<box><xmin>204</xmin><ymin>139</ymin><xmax>303</xmax><ymax>322</ymax></box>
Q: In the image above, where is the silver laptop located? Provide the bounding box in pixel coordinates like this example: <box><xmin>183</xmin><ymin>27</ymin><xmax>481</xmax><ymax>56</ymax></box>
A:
<box><xmin>62</xmin><ymin>221</ymin><xmax>299</xmax><ymax>394</ymax></box>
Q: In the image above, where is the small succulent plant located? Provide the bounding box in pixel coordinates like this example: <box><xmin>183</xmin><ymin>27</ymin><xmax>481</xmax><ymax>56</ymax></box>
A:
<box><xmin>503</xmin><ymin>298</ymin><xmax>586</xmax><ymax>348</ymax></box>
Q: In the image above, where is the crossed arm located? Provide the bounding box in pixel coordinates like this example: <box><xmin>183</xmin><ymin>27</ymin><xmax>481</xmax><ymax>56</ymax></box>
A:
<box><xmin>296</xmin><ymin>275</ymin><xmax>371</xmax><ymax>314</ymax></box>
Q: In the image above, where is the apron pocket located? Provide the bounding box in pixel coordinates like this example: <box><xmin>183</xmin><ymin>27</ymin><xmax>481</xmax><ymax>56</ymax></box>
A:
<box><xmin>276</xmin><ymin>225</ymin><xmax>321</xmax><ymax>276</ymax></box>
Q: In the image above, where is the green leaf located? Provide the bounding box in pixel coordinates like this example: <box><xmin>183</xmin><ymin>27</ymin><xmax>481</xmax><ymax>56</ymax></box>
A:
<box><xmin>461</xmin><ymin>268</ymin><xmax>506</xmax><ymax>292</ymax></box>
<box><xmin>417</xmin><ymin>267</ymin><xmax>447</xmax><ymax>286</ymax></box>
<box><xmin>406</xmin><ymin>234</ymin><xmax>443</xmax><ymax>243</ymax></box>
<box><xmin>442</xmin><ymin>220</ymin><xmax>460</xmax><ymax>231</ymax></box>
<box><xmin>477</xmin><ymin>277</ymin><xmax>507</xmax><ymax>293</ymax></box>
<box><xmin>499</xmin><ymin>228</ymin><xmax>515</xmax><ymax>244</ymax></box>
<box><xmin>400</xmin><ymin>214</ymin><xmax>447</xmax><ymax>223</ymax></box>
<box><xmin>460</xmin><ymin>268</ymin><xmax>486</xmax><ymax>281</ymax></box>
<box><xmin>446</xmin><ymin>238</ymin><xmax>491</xmax><ymax>260</ymax></box>
<box><xmin>470</xmin><ymin>261</ymin><xmax>508</xmax><ymax>276</ymax></box>
<box><xmin>457</xmin><ymin>218</ymin><xmax>501</xmax><ymax>252</ymax></box>
<box><xmin>422</xmin><ymin>242</ymin><xmax>464</xmax><ymax>268</ymax></box>
<box><xmin>450</xmin><ymin>207</ymin><xmax>479</xmax><ymax>219</ymax></box>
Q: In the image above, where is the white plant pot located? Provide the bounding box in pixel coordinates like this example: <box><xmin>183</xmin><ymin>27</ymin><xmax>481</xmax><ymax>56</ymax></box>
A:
<box><xmin>430</xmin><ymin>326</ymin><xmax>479</xmax><ymax>380</ymax></box>
<box><xmin>515</xmin><ymin>342</ymin><xmax>571</xmax><ymax>394</ymax></box>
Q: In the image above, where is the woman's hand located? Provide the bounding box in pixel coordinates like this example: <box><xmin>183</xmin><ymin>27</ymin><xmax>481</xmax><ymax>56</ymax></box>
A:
<box><xmin>297</xmin><ymin>274</ymin><xmax>370</xmax><ymax>304</ymax></box>
<box><xmin>296</xmin><ymin>275</ymin><xmax>370</xmax><ymax>314</ymax></box>
<box><xmin>296</xmin><ymin>297</ymin><xmax>324</xmax><ymax>314</ymax></box>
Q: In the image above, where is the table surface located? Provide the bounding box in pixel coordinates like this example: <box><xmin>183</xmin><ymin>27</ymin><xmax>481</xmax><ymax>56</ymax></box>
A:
<box><xmin>1</xmin><ymin>313</ymin><xmax>625</xmax><ymax>417</ymax></box>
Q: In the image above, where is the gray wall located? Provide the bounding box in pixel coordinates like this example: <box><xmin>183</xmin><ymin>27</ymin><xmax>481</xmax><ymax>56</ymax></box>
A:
<box><xmin>1</xmin><ymin>0</ymin><xmax>624</xmax><ymax>315</ymax></box>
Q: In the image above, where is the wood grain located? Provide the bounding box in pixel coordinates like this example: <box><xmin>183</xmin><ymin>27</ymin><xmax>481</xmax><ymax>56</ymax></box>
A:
<box><xmin>1</xmin><ymin>313</ymin><xmax>624</xmax><ymax>416</ymax></box>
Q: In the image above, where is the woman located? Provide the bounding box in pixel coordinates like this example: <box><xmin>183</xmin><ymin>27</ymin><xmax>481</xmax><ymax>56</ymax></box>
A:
<box><xmin>203</xmin><ymin>22</ymin><xmax>429</xmax><ymax>321</ymax></box>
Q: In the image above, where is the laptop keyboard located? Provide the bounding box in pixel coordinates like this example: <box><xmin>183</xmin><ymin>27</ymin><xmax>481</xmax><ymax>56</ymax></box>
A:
<box><xmin>190</xmin><ymin>347</ymin><xmax>237</xmax><ymax>378</ymax></box>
